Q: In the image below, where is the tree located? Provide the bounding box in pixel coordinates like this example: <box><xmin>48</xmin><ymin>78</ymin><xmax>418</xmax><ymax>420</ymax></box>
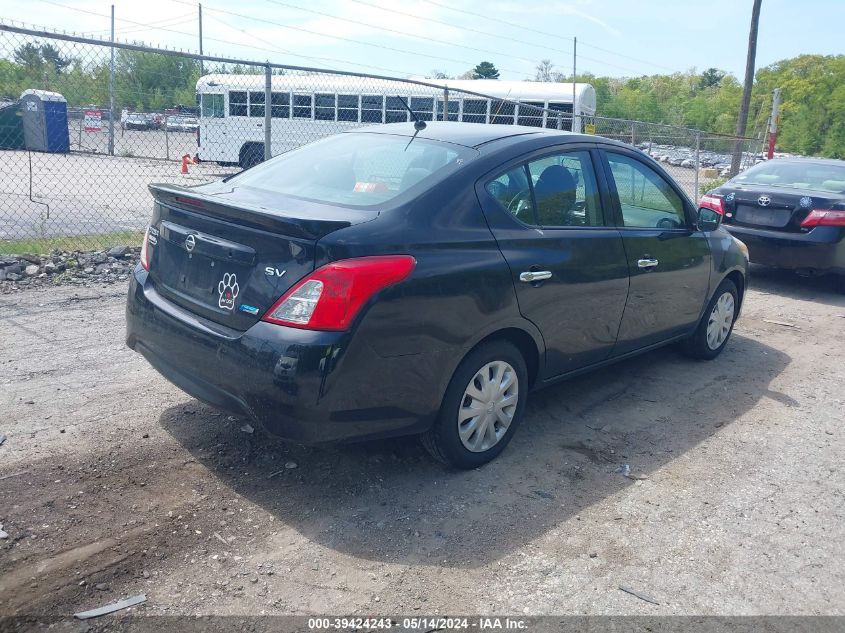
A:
<box><xmin>472</xmin><ymin>61</ymin><xmax>499</xmax><ymax>80</ymax></box>
<box><xmin>429</xmin><ymin>69</ymin><xmax>451</xmax><ymax>79</ymax></box>
<box><xmin>535</xmin><ymin>59</ymin><xmax>554</xmax><ymax>82</ymax></box>
<box><xmin>699</xmin><ymin>67</ymin><xmax>726</xmax><ymax>90</ymax></box>
<box><xmin>40</xmin><ymin>44</ymin><xmax>71</xmax><ymax>74</ymax></box>
<box><xmin>731</xmin><ymin>0</ymin><xmax>763</xmax><ymax>176</ymax></box>
<box><xmin>13</xmin><ymin>43</ymin><xmax>43</xmax><ymax>71</ymax></box>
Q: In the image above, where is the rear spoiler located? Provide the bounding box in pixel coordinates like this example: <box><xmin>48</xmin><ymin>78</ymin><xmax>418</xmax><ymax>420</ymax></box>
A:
<box><xmin>149</xmin><ymin>183</ymin><xmax>354</xmax><ymax>241</ymax></box>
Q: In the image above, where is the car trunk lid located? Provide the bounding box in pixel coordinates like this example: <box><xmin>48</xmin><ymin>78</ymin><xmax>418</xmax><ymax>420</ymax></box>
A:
<box><xmin>147</xmin><ymin>183</ymin><xmax>377</xmax><ymax>330</ymax></box>
<box><xmin>725</xmin><ymin>185</ymin><xmax>840</xmax><ymax>233</ymax></box>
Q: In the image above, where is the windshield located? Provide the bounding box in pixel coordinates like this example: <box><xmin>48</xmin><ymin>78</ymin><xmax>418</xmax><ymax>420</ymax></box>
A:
<box><xmin>230</xmin><ymin>133</ymin><xmax>477</xmax><ymax>207</ymax></box>
<box><xmin>733</xmin><ymin>160</ymin><xmax>845</xmax><ymax>193</ymax></box>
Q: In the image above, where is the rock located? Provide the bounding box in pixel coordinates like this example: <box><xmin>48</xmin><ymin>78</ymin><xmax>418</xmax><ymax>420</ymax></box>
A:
<box><xmin>94</xmin><ymin>264</ymin><xmax>110</xmax><ymax>274</ymax></box>
<box><xmin>108</xmin><ymin>246</ymin><xmax>129</xmax><ymax>258</ymax></box>
<box><xmin>91</xmin><ymin>253</ymin><xmax>107</xmax><ymax>265</ymax></box>
<box><xmin>4</xmin><ymin>264</ymin><xmax>21</xmax><ymax>276</ymax></box>
<box><xmin>142</xmin><ymin>570</ymin><xmax>150</xmax><ymax>579</ymax></box>
<box><xmin>19</xmin><ymin>254</ymin><xmax>41</xmax><ymax>265</ymax></box>
<box><xmin>95</xmin><ymin>583</ymin><xmax>108</xmax><ymax>591</ymax></box>
<box><xmin>0</xmin><ymin>529</ymin><xmax>8</xmax><ymax>539</ymax></box>
<box><xmin>83</xmin><ymin>267</ymin><xmax>95</xmax><ymax>274</ymax></box>
<box><xmin>284</xmin><ymin>461</ymin><xmax>297</xmax><ymax>470</ymax></box>
<box><xmin>6</xmin><ymin>272</ymin><xmax>21</xmax><ymax>281</ymax></box>
<box><xmin>44</xmin><ymin>262</ymin><xmax>57</xmax><ymax>273</ymax></box>
<box><xmin>25</xmin><ymin>264</ymin><xmax>39</xmax><ymax>276</ymax></box>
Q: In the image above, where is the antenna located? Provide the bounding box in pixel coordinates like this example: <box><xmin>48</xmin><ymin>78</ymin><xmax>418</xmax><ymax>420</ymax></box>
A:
<box><xmin>395</xmin><ymin>95</ymin><xmax>426</xmax><ymax>132</ymax></box>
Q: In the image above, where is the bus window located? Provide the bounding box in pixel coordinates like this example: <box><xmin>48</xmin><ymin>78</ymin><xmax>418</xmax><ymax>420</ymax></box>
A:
<box><xmin>249</xmin><ymin>91</ymin><xmax>265</xmax><ymax>118</ymax></box>
<box><xmin>462</xmin><ymin>99</ymin><xmax>488</xmax><ymax>124</ymax></box>
<box><xmin>517</xmin><ymin>101</ymin><xmax>544</xmax><ymax>127</ymax></box>
<box><xmin>436</xmin><ymin>100</ymin><xmax>459</xmax><ymax>122</ymax></box>
<box><xmin>315</xmin><ymin>94</ymin><xmax>336</xmax><ymax>121</ymax></box>
<box><xmin>201</xmin><ymin>93</ymin><xmax>224</xmax><ymax>118</ymax></box>
<box><xmin>490</xmin><ymin>100</ymin><xmax>516</xmax><ymax>124</ymax></box>
<box><xmin>361</xmin><ymin>95</ymin><xmax>383</xmax><ymax>123</ymax></box>
<box><xmin>293</xmin><ymin>94</ymin><xmax>312</xmax><ymax>119</ymax></box>
<box><xmin>385</xmin><ymin>96</ymin><xmax>408</xmax><ymax>123</ymax></box>
<box><xmin>271</xmin><ymin>92</ymin><xmax>290</xmax><ymax>118</ymax></box>
<box><xmin>546</xmin><ymin>102</ymin><xmax>573</xmax><ymax>130</ymax></box>
<box><xmin>229</xmin><ymin>91</ymin><xmax>247</xmax><ymax>117</ymax></box>
<box><xmin>337</xmin><ymin>95</ymin><xmax>359</xmax><ymax>122</ymax></box>
<box><xmin>410</xmin><ymin>97</ymin><xmax>434</xmax><ymax>122</ymax></box>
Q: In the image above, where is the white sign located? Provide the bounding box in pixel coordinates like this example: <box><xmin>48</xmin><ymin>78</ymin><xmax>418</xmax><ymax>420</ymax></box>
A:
<box><xmin>83</xmin><ymin>109</ymin><xmax>102</xmax><ymax>132</ymax></box>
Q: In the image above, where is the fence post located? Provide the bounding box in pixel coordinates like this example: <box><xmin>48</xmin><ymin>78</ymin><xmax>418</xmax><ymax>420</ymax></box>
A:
<box><xmin>165</xmin><ymin>123</ymin><xmax>169</xmax><ymax>161</ymax></box>
<box><xmin>630</xmin><ymin>121</ymin><xmax>636</xmax><ymax>146</ymax></box>
<box><xmin>264</xmin><ymin>63</ymin><xmax>272</xmax><ymax>161</ymax></box>
<box><xmin>108</xmin><ymin>4</ymin><xmax>115</xmax><ymax>156</ymax></box>
<box><xmin>694</xmin><ymin>131</ymin><xmax>701</xmax><ymax>200</ymax></box>
<box><xmin>442</xmin><ymin>87</ymin><xmax>449</xmax><ymax>121</ymax></box>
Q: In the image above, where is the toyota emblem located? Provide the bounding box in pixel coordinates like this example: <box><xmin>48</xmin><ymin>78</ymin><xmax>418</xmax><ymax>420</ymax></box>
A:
<box><xmin>185</xmin><ymin>234</ymin><xmax>196</xmax><ymax>252</ymax></box>
<box><xmin>757</xmin><ymin>195</ymin><xmax>771</xmax><ymax>207</ymax></box>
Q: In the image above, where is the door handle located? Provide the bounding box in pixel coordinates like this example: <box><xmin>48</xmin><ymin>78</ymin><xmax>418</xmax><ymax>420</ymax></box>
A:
<box><xmin>637</xmin><ymin>258</ymin><xmax>659</xmax><ymax>269</ymax></box>
<box><xmin>519</xmin><ymin>270</ymin><xmax>552</xmax><ymax>282</ymax></box>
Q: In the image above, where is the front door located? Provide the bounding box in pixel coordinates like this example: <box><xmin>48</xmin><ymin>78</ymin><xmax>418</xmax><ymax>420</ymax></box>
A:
<box><xmin>478</xmin><ymin>147</ymin><xmax>630</xmax><ymax>379</ymax></box>
<box><xmin>599</xmin><ymin>150</ymin><xmax>712</xmax><ymax>355</ymax></box>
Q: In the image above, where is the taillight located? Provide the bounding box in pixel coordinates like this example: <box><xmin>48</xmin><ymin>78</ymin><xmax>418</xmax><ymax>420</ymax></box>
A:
<box><xmin>262</xmin><ymin>255</ymin><xmax>416</xmax><ymax>331</ymax></box>
<box><xmin>800</xmin><ymin>209</ymin><xmax>845</xmax><ymax>228</ymax></box>
<box><xmin>699</xmin><ymin>193</ymin><xmax>725</xmax><ymax>215</ymax></box>
<box><xmin>139</xmin><ymin>227</ymin><xmax>151</xmax><ymax>271</ymax></box>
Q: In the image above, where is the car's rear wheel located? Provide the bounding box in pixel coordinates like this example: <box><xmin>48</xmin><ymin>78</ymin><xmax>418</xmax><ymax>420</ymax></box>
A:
<box><xmin>680</xmin><ymin>278</ymin><xmax>739</xmax><ymax>360</ymax></box>
<box><xmin>422</xmin><ymin>340</ymin><xmax>527</xmax><ymax>469</ymax></box>
<box><xmin>239</xmin><ymin>143</ymin><xmax>264</xmax><ymax>169</ymax></box>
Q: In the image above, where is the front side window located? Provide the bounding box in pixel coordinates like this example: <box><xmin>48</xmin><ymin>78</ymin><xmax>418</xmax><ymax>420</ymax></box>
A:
<box><xmin>230</xmin><ymin>133</ymin><xmax>477</xmax><ymax>207</ymax></box>
<box><xmin>338</xmin><ymin>94</ymin><xmax>358</xmax><ymax>122</ymax></box>
<box><xmin>527</xmin><ymin>151</ymin><xmax>602</xmax><ymax>227</ymax></box>
<box><xmin>229</xmin><ymin>91</ymin><xmax>247</xmax><ymax>117</ymax></box>
<box><xmin>361</xmin><ymin>95</ymin><xmax>383</xmax><ymax>123</ymax></box>
<box><xmin>271</xmin><ymin>92</ymin><xmax>290</xmax><ymax>118</ymax></box>
<box><xmin>201</xmin><ymin>93</ymin><xmax>224</xmax><ymax>118</ymax></box>
<box><xmin>606</xmin><ymin>152</ymin><xmax>686</xmax><ymax>229</ymax></box>
<box><xmin>315</xmin><ymin>93</ymin><xmax>335</xmax><ymax>121</ymax></box>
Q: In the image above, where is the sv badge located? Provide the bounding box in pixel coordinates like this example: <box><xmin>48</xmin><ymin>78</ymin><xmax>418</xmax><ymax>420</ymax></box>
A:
<box><xmin>264</xmin><ymin>267</ymin><xmax>287</xmax><ymax>278</ymax></box>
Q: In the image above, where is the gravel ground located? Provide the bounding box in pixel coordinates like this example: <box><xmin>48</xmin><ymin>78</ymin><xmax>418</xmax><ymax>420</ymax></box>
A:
<box><xmin>0</xmin><ymin>266</ymin><xmax>843</xmax><ymax>619</ymax></box>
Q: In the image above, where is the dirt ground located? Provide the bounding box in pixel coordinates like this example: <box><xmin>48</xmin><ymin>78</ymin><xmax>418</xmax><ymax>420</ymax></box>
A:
<box><xmin>0</xmin><ymin>266</ymin><xmax>843</xmax><ymax>619</ymax></box>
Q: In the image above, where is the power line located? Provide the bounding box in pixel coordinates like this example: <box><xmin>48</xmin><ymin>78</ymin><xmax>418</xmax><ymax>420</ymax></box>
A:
<box><xmin>346</xmin><ymin>0</ymin><xmax>649</xmax><ymax>76</ymax></box>
<box><xmin>417</xmin><ymin>0</ymin><xmax>678</xmax><ymax>74</ymax></box>
<box><xmin>262</xmin><ymin>0</ymin><xmax>539</xmax><ymax>67</ymax></box>
<box><xmin>167</xmin><ymin>0</ymin><xmax>531</xmax><ymax>77</ymax></box>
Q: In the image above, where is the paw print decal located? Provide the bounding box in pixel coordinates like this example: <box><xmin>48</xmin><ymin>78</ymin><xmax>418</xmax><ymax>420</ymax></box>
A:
<box><xmin>218</xmin><ymin>273</ymin><xmax>239</xmax><ymax>310</ymax></box>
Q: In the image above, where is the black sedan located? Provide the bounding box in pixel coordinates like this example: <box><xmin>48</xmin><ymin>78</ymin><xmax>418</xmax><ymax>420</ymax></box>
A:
<box><xmin>126</xmin><ymin>122</ymin><xmax>748</xmax><ymax>468</ymax></box>
<box><xmin>701</xmin><ymin>157</ymin><xmax>845</xmax><ymax>291</ymax></box>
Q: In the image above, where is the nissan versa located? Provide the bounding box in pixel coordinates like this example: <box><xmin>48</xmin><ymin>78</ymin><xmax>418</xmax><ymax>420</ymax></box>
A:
<box><xmin>126</xmin><ymin>122</ymin><xmax>749</xmax><ymax>468</ymax></box>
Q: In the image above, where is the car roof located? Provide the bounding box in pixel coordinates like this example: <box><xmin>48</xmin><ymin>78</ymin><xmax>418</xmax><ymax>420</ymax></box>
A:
<box><xmin>349</xmin><ymin>121</ymin><xmax>582</xmax><ymax>148</ymax></box>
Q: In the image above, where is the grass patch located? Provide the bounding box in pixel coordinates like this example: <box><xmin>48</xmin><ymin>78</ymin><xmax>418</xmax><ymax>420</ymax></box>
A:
<box><xmin>0</xmin><ymin>230</ymin><xmax>144</xmax><ymax>255</ymax></box>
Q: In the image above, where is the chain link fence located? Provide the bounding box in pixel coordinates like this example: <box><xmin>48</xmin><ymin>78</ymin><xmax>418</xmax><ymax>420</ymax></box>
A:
<box><xmin>0</xmin><ymin>24</ymin><xmax>762</xmax><ymax>254</ymax></box>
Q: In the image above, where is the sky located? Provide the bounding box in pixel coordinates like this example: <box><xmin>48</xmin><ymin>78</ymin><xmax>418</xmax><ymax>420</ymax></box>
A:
<box><xmin>1</xmin><ymin>0</ymin><xmax>842</xmax><ymax>80</ymax></box>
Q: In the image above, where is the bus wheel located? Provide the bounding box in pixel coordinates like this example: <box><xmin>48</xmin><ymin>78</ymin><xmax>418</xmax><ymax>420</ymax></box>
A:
<box><xmin>239</xmin><ymin>143</ymin><xmax>264</xmax><ymax>169</ymax></box>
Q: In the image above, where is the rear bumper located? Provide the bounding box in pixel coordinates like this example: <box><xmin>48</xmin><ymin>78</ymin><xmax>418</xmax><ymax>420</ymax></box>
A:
<box><xmin>724</xmin><ymin>224</ymin><xmax>845</xmax><ymax>274</ymax></box>
<box><xmin>126</xmin><ymin>268</ymin><xmax>443</xmax><ymax>444</ymax></box>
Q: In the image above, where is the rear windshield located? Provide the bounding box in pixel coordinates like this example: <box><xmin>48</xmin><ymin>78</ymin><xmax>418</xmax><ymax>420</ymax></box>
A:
<box><xmin>733</xmin><ymin>161</ymin><xmax>845</xmax><ymax>193</ymax></box>
<box><xmin>230</xmin><ymin>133</ymin><xmax>477</xmax><ymax>207</ymax></box>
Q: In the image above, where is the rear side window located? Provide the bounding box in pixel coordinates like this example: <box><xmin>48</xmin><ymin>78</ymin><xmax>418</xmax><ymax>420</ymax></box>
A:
<box><xmin>487</xmin><ymin>150</ymin><xmax>604</xmax><ymax>228</ymax></box>
<box><xmin>606</xmin><ymin>152</ymin><xmax>686</xmax><ymax>228</ymax></box>
<box><xmin>527</xmin><ymin>151</ymin><xmax>602</xmax><ymax>227</ymax></box>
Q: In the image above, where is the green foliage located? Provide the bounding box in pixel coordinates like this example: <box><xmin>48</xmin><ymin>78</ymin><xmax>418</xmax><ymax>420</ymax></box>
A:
<box><xmin>472</xmin><ymin>61</ymin><xmax>500</xmax><ymax>80</ymax></box>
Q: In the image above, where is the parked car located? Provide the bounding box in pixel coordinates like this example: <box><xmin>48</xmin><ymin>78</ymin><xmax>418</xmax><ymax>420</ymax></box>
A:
<box><xmin>701</xmin><ymin>157</ymin><xmax>845</xmax><ymax>291</ymax></box>
<box><xmin>123</xmin><ymin>113</ymin><xmax>154</xmax><ymax>131</ymax></box>
<box><xmin>165</xmin><ymin>115</ymin><xmax>199</xmax><ymax>132</ymax></box>
<box><xmin>126</xmin><ymin>122</ymin><xmax>748</xmax><ymax>468</ymax></box>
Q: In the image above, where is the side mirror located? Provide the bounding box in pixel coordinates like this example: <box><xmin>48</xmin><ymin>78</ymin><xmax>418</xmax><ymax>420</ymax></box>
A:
<box><xmin>698</xmin><ymin>207</ymin><xmax>722</xmax><ymax>232</ymax></box>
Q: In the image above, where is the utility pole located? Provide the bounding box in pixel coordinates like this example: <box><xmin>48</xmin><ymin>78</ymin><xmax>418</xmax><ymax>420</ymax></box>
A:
<box><xmin>108</xmin><ymin>4</ymin><xmax>115</xmax><ymax>156</ymax></box>
<box><xmin>730</xmin><ymin>0</ymin><xmax>763</xmax><ymax>176</ymax></box>
<box><xmin>198</xmin><ymin>3</ymin><xmax>204</xmax><ymax>76</ymax></box>
<box><xmin>767</xmin><ymin>87</ymin><xmax>781</xmax><ymax>159</ymax></box>
<box><xmin>572</xmin><ymin>37</ymin><xmax>577</xmax><ymax>132</ymax></box>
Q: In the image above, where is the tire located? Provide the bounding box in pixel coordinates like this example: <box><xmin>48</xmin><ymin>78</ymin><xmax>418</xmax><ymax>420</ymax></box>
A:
<box><xmin>680</xmin><ymin>278</ymin><xmax>739</xmax><ymax>360</ymax></box>
<box><xmin>422</xmin><ymin>340</ymin><xmax>528</xmax><ymax>469</ymax></box>
<box><xmin>239</xmin><ymin>143</ymin><xmax>264</xmax><ymax>169</ymax></box>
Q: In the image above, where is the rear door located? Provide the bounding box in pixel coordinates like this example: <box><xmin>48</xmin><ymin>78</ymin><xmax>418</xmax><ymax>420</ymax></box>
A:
<box><xmin>599</xmin><ymin>149</ymin><xmax>711</xmax><ymax>355</ymax></box>
<box><xmin>478</xmin><ymin>145</ymin><xmax>630</xmax><ymax>379</ymax></box>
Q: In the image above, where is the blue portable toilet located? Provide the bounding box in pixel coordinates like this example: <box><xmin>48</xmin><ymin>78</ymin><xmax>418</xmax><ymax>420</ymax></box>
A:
<box><xmin>20</xmin><ymin>89</ymin><xmax>70</xmax><ymax>153</ymax></box>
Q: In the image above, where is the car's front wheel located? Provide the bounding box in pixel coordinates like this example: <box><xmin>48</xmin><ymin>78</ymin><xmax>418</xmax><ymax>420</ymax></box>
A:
<box><xmin>422</xmin><ymin>340</ymin><xmax>528</xmax><ymax>469</ymax></box>
<box><xmin>680</xmin><ymin>278</ymin><xmax>739</xmax><ymax>360</ymax></box>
